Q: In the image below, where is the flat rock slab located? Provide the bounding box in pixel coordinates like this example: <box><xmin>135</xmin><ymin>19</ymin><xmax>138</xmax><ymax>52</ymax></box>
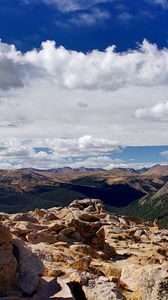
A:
<box><xmin>32</xmin><ymin>277</ymin><xmax>75</xmax><ymax>300</ymax></box>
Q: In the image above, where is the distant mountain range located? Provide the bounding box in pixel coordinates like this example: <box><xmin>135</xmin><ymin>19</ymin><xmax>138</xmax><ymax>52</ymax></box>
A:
<box><xmin>0</xmin><ymin>164</ymin><xmax>167</xmax><ymax>225</ymax></box>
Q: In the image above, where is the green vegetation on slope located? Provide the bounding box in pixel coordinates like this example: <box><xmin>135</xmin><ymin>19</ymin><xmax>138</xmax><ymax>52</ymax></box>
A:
<box><xmin>115</xmin><ymin>191</ymin><xmax>168</xmax><ymax>227</ymax></box>
<box><xmin>0</xmin><ymin>187</ymin><xmax>86</xmax><ymax>214</ymax></box>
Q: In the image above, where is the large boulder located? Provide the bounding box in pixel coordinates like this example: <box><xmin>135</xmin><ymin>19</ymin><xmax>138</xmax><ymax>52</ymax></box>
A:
<box><xmin>69</xmin><ymin>199</ymin><xmax>105</xmax><ymax>213</ymax></box>
<box><xmin>0</xmin><ymin>224</ymin><xmax>13</xmax><ymax>245</ymax></box>
<box><xmin>120</xmin><ymin>263</ymin><xmax>168</xmax><ymax>300</ymax></box>
<box><xmin>14</xmin><ymin>239</ymin><xmax>44</xmax><ymax>275</ymax></box>
<box><xmin>0</xmin><ymin>252</ymin><xmax>18</xmax><ymax>292</ymax></box>
<box><xmin>19</xmin><ymin>269</ymin><xmax>39</xmax><ymax>295</ymax></box>
<box><xmin>67</xmin><ymin>218</ymin><xmax>103</xmax><ymax>245</ymax></box>
<box><xmin>0</xmin><ymin>225</ymin><xmax>18</xmax><ymax>292</ymax></box>
<box><xmin>14</xmin><ymin>239</ymin><xmax>44</xmax><ymax>295</ymax></box>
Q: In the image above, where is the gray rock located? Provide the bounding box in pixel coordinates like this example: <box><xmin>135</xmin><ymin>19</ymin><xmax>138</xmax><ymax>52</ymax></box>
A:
<box><xmin>83</xmin><ymin>276</ymin><xmax>126</xmax><ymax>300</ymax></box>
<box><xmin>14</xmin><ymin>238</ymin><xmax>44</xmax><ymax>275</ymax></box>
<box><xmin>19</xmin><ymin>269</ymin><xmax>39</xmax><ymax>295</ymax></box>
<box><xmin>14</xmin><ymin>239</ymin><xmax>44</xmax><ymax>295</ymax></box>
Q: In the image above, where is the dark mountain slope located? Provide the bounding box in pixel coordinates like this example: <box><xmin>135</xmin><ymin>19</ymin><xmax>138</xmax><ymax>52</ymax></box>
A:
<box><xmin>118</xmin><ymin>181</ymin><xmax>168</xmax><ymax>226</ymax></box>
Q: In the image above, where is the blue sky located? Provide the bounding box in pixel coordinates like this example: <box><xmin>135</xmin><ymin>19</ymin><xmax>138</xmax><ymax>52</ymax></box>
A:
<box><xmin>34</xmin><ymin>145</ymin><xmax>168</xmax><ymax>169</ymax></box>
<box><xmin>0</xmin><ymin>0</ymin><xmax>168</xmax><ymax>169</ymax></box>
<box><xmin>111</xmin><ymin>146</ymin><xmax>168</xmax><ymax>164</ymax></box>
<box><xmin>1</xmin><ymin>0</ymin><xmax>168</xmax><ymax>52</ymax></box>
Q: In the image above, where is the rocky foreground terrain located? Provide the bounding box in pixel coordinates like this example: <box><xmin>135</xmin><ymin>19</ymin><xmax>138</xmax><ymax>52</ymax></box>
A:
<box><xmin>0</xmin><ymin>199</ymin><xmax>168</xmax><ymax>300</ymax></box>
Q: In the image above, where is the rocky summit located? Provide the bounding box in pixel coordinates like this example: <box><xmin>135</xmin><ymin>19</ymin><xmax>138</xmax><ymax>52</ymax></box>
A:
<box><xmin>0</xmin><ymin>199</ymin><xmax>168</xmax><ymax>300</ymax></box>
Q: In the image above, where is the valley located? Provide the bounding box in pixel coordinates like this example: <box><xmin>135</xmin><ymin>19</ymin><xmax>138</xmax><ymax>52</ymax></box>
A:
<box><xmin>0</xmin><ymin>164</ymin><xmax>168</xmax><ymax>225</ymax></box>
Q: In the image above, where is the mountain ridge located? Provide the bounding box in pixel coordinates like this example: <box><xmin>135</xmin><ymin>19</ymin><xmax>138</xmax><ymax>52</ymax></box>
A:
<box><xmin>0</xmin><ymin>164</ymin><xmax>167</xmax><ymax>225</ymax></box>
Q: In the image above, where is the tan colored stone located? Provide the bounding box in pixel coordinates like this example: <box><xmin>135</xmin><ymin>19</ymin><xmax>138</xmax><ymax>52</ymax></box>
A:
<box><xmin>54</xmin><ymin>241</ymin><xmax>69</xmax><ymax>248</ymax></box>
<box><xmin>78</xmin><ymin>213</ymin><xmax>100</xmax><ymax>222</ymax></box>
<box><xmin>68</xmin><ymin>218</ymin><xmax>102</xmax><ymax>241</ymax></box>
<box><xmin>0</xmin><ymin>199</ymin><xmax>167</xmax><ymax>299</ymax></box>
<box><xmin>69</xmin><ymin>271</ymin><xmax>89</xmax><ymax>285</ymax></box>
<box><xmin>44</xmin><ymin>212</ymin><xmax>58</xmax><ymax>221</ymax></box>
<box><xmin>0</xmin><ymin>224</ymin><xmax>13</xmax><ymax>245</ymax></box>
<box><xmin>0</xmin><ymin>252</ymin><xmax>18</xmax><ymax>292</ymax></box>
<box><xmin>34</xmin><ymin>208</ymin><xmax>46</xmax><ymax>218</ymax></box>
<box><xmin>103</xmin><ymin>265</ymin><xmax>122</xmax><ymax>279</ymax></box>
<box><xmin>48</xmin><ymin>221</ymin><xmax>65</xmax><ymax>233</ymax></box>
<box><xmin>26</xmin><ymin>230</ymin><xmax>57</xmax><ymax>244</ymax></box>
<box><xmin>69</xmin><ymin>256</ymin><xmax>92</xmax><ymax>271</ymax></box>
<box><xmin>121</xmin><ymin>263</ymin><xmax>168</xmax><ymax>300</ymax></box>
<box><xmin>10</xmin><ymin>212</ymin><xmax>38</xmax><ymax>223</ymax></box>
<box><xmin>52</xmin><ymin>250</ymin><xmax>73</xmax><ymax>263</ymax></box>
<box><xmin>0</xmin><ymin>225</ymin><xmax>18</xmax><ymax>292</ymax></box>
<box><xmin>0</xmin><ymin>212</ymin><xmax>9</xmax><ymax>221</ymax></box>
<box><xmin>91</xmin><ymin>226</ymin><xmax>105</xmax><ymax>250</ymax></box>
<box><xmin>70</xmin><ymin>244</ymin><xmax>96</xmax><ymax>257</ymax></box>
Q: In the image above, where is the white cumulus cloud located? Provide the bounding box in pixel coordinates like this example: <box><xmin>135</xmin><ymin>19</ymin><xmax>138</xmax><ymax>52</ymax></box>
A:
<box><xmin>0</xmin><ymin>136</ymin><xmax>121</xmax><ymax>169</ymax></box>
<box><xmin>135</xmin><ymin>101</ymin><xmax>168</xmax><ymax>122</ymax></box>
<box><xmin>1</xmin><ymin>39</ymin><xmax>168</xmax><ymax>92</ymax></box>
<box><xmin>0</xmin><ymin>38</ymin><xmax>168</xmax><ymax>165</ymax></box>
<box><xmin>0</xmin><ymin>42</ymin><xmax>26</xmax><ymax>90</ymax></box>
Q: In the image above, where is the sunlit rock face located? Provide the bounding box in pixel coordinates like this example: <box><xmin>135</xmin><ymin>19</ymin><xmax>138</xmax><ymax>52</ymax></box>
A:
<box><xmin>0</xmin><ymin>198</ymin><xmax>168</xmax><ymax>299</ymax></box>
